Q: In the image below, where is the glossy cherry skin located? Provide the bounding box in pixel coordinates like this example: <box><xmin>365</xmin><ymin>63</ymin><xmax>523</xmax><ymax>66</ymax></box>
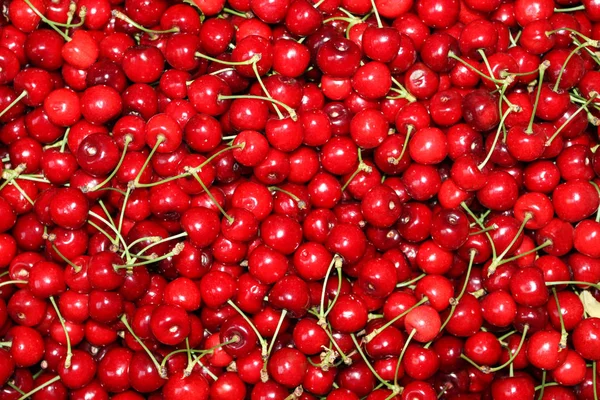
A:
<box><xmin>573</xmin><ymin>318</ymin><xmax>600</xmax><ymax>360</ymax></box>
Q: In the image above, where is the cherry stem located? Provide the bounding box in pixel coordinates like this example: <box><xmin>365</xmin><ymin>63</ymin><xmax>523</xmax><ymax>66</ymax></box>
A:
<box><xmin>394</xmin><ymin>329</ymin><xmax>416</xmax><ymax>388</ymax></box>
<box><xmin>115</xmin><ymin>242</ymin><xmax>184</xmax><ymax>269</ymax></box>
<box><xmin>88</xmin><ymin>211</ymin><xmax>130</xmax><ymax>260</ymax></box>
<box><xmin>448</xmin><ymin>53</ymin><xmax>505</xmax><ymax>85</ymax></box>
<box><xmin>318</xmin><ymin>255</ymin><xmax>343</xmax><ymax>325</ymax></box>
<box><xmin>182</xmin><ymin>337</ymin><xmax>240</xmax><ymax>377</ymax></box>
<box><xmin>350</xmin><ymin>334</ymin><xmax>395</xmax><ymax>390</ymax></box>
<box><xmin>226</xmin><ymin>300</ymin><xmax>268</xmax><ymax>358</ymax></box>
<box><xmin>120</xmin><ymin>314</ymin><xmax>165</xmax><ymax>378</ymax></box>
<box><xmin>396</xmin><ymin>273</ymin><xmax>426</xmax><ymax>288</ymax></box>
<box><xmin>554</xmin><ymin>4</ymin><xmax>585</xmax><ymax>11</ymax></box>
<box><xmin>546</xmin><ymin>92</ymin><xmax>598</xmax><ymax>146</ymax></box>
<box><xmin>10</xmin><ymin>180</ymin><xmax>34</xmax><ymax>206</ymax></box>
<box><xmin>526</xmin><ymin>61</ymin><xmax>550</xmax><ymax>133</ymax></box>
<box><xmin>159</xmin><ymin>347</ymin><xmax>205</xmax><ymax>374</ymax></box>
<box><xmin>266</xmin><ymin>309</ymin><xmax>288</xmax><ymax>358</ymax></box>
<box><xmin>49</xmin><ymin>296</ymin><xmax>72</xmax><ymax>369</ymax></box>
<box><xmin>535</xmin><ymin>370</ymin><xmax>547</xmax><ymax>400</ymax></box>
<box><xmin>546</xmin><ymin>28</ymin><xmax>600</xmax><ymax>46</ymax></box>
<box><xmin>478</xmin><ymin>105</ymin><xmax>519</xmax><ymax>171</ymax></box>
<box><xmin>493</xmin><ymin>213</ymin><xmax>532</xmax><ymax>267</ymax></box>
<box><xmin>594</xmin><ymin>362</ymin><xmax>598</xmax><ymax>400</ymax></box>
<box><xmin>87</xmin><ymin>220</ymin><xmax>117</xmax><ymax>247</ymax></box>
<box><xmin>133</xmin><ymin>136</ymin><xmax>164</xmax><ymax>188</ymax></box>
<box><xmin>17</xmin><ymin>375</ymin><xmax>61</xmax><ymax>400</ymax></box>
<box><xmin>320</xmin><ymin>322</ymin><xmax>351</xmax><ymax>364</ymax></box>
<box><xmin>0</xmin><ymin>91</ymin><xmax>27</xmax><ymax>119</ymax></box>
<box><xmin>6</xmin><ymin>381</ymin><xmax>26</xmax><ymax>396</ymax></box>
<box><xmin>365</xmin><ymin>297</ymin><xmax>429</xmax><ymax>343</ymax></box>
<box><xmin>222</xmin><ymin>7</ymin><xmax>250</xmax><ymax>17</ymax></box>
<box><xmin>268</xmin><ymin>186</ymin><xmax>306</xmax><ymax>210</ymax></box>
<box><xmin>219</xmin><ymin>94</ymin><xmax>297</xmax><ymax>121</ymax></box>
<box><xmin>112</xmin><ymin>10</ymin><xmax>179</xmax><ymax>36</ymax></box>
<box><xmin>497</xmin><ymin>239</ymin><xmax>552</xmax><ymax>266</ymax></box>
<box><xmin>342</xmin><ymin>149</ymin><xmax>371</xmax><ymax>191</ymax></box>
<box><xmin>428</xmin><ymin>250</ymin><xmax>477</xmax><ymax>347</ymax></box>
<box><xmin>323</xmin><ymin>16</ymin><xmax>359</xmax><ymax>24</ymax></box>
<box><xmin>50</xmin><ymin>243</ymin><xmax>79</xmax><ymax>271</ymax></box>
<box><xmin>126</xmin><ymin>236</ymin><xmax>162</xmax><ymax>252</ymax></box>
<box><xmin>89</xmin><ymin>136</ymin><xmax>132</xmax><ymax>192</ymax></box>
<box><xmin>135</xmin><ymin>144</ymin><xmax>243</xmax><ymax>188</ymax></box>
<box><xmin>324</xmin><ymin>269</ymin><xmax>344</xmax><ymax>319</ymax></box>
<box><xmin>252</xmin><ymin>62</ymin><xmax>284</xmax><ymax>120</ymax></box>
<box><xmin>470</xmin><ymin>225</ymin><xmax>497</xmax><ymax>235</ymax></box>
<box><xmin>189</xmin><ymin>168</ymin><xmax>233</xmax><ymax>223</ymax></box>
<box><xmin>478</xmin><ymin>49</ymin><xmax>501</xmax><ymax>90</ymax></box>
<box><xmin>0</xmin><ymin>164</ymin><xmax>26</xmax><ymax>192</ymax></box>
<box><xmin>546</xmin><ymin>280</ymin><xmax>600</xmax><ymax>291</ymax></box>
<box><xmin>554</xmin><ymin>41</ymin><xmax>594</xmax><ymax>91</ymax></box>
<box><xmin>551</xmin><ymin>288</ymin><xmax>568</xmax><ymax>349</ymax></box>
<box><xmin>461</xmin><ymin>202</ymin><xmax>498</xmax><ymax>261</ymax></box>
<box><xmin>0</xmin><ymin>280</ymin><xmax>27</xmax><ymax>288</ymax></box>
<box><xmin>390</xmin><ymin>77</ymin><xmax>416</xmax><ymax>102</ymax></box>
<box><xmin>388</xmin><ymin>125</ymin><xmax>414</xmax><ymax>165</ymax></box>
<box><xmin>461</xmin><ymin>324</ymin><xmax>529</xmax><ymax>374</ymax></box>
<box><xmin>134</xmin><ymin>232</ymin><xmax>188</xmax><ymax>258</ymax></box>
<box><xmin>0</xmin><ymin>341</ymin><xmax>11</xmax><ymax>348</ymax></box>
<box><xmin>209</xmin><ymin>67</ymin><xmax>236</xmax><ymax>77</ymax></box>
<box><xmin>498</xmin><ymin>330</ymin><xmax>517</xmax><ymax>342</ymax></box>
<box><xmin>369</xmin><ymin>0</ymin><xmax>382</xmax><ymax>27</ymax></box>
<box><xmin>22</xmin><ymin>0</ymin><xmax>72</xmax><ymax>41</ymax></box>
<box><xmin>195</xmin><ymin>52</ymin><xmax>260</xmax><ymax>66</ymax></box>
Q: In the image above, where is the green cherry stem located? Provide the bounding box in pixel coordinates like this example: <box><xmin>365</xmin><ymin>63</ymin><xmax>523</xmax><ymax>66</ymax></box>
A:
<box><xmin>112</xmin><ymin>10</ymin><xmax>179</xmax><ymax>36</ymax></box>
<box><xmin>226</xmin><ymin>300</ymin><xmax>268</xmax><ymax>358</ymax></box>
<box><xmin>218</xmin><ymin>94</ymin><xmax>297</xmax><ymax>121</ymax></box>
<box><xmin>493</xmin><ymin>213</ymin><xmax>532</xmax><ymax>267</ymax></box>
<box><xmin>526</xmin><ymin>61</ymin><xmax>550</xmax><ymax>133</ymax></box>
<box><xmin>460</xmin><ymin>324</ymin><xmax>529</xmax><ymax>374</ymax></box>
<box><xmin>351</xmin><ymin>334</ymin><xmax>395</xmax><ymax>390</ymax></box>
<box><xmin>478</xmin><ymin>105</ymin><xmax>519</xmax><ymax>171</ymax></box>
<box><xmin>49</xmin><ymin>296</ymin><xmax>72</xmax><ymax>368</ymax></box>
<box><xmin>252</xmin><ymin>61</ymin><xmax>284</xmax><ymax>120</ymax></box>
<box><xmin>120</xmin><ymin>314</ymin><xmax>166</xmax><ymax>378</ymax></box>
<box><xmin>23</xmin><ymin>0</ymin><xmax>72</xmax><ymax>41</ymax></box>
<box><xmin>388</xmin><ymin>125</ymin><xmax>414</xmax><ymax>165</ymax></box>
<box><xmin>551</xmin><ymin>288</ymin><xmax>568</xmax><ymax>348</ymax></box>
<box><xmin>17</xmin><ymin>375</ymin><xmax>61</xmax><ymax>400</ymax></box>
<box><xmin>342</xmin><ymin>149</ymin><xmax>371</xmax><ymax>191</ymax></box>
<box><xmin>189</xmin><ymin>168</ymin><xmax>233</xmax><ymax>224</ymax></box>
<box><xmin>448</xmin><ymin>53</ymin><xmax>506</xmax><ymax>85</ymax></box>
<box><xmin>195</xmin><ymin>52</ymin><xmax>260</xmax><ymax>66</ymax></box>
<box><xmin>537</xmin><ymin>371</ymin><xmax>547</xmax><ymax>400</ymax></box>
<box><xmin>553</xmin><ymin>41</ymin><xmax>595</xmax><ymax>91</ymax></box>
<box><xmin>369</xmin><ymin>0</ymin><xmax>382</xmax><ymax>27</ymax></box>
<box><xmin>396</xmin><ymin>273</ymin><xmax>426</xmax><ymax>288</ymax></box>
<box><xmin>0</xmin><ymin>91</ymin><xmax>28</xmax><ymax>120</ymax></box>
<box><xmin>268</xmin><ymin>186</ymin><xmax>306</xmax><ymax>210</ymax></box>
<box><xmin>461</xmin><ymin>202</ymin><xmax>497</xmax><ymax>261</ymax></box>
<box><xmin>546</xmin><ymin>92</ymin><xmax>598</xmax><ymax>146</ymax></box>
<box><xmin>364</xmin><ymin>297</ymin><xmax>429</xmax><ymax>343</ymax></box>
<box><xmin>394</xmin><ymin>329</ymin><xmax>416</xmax><ymax>388</ymax></box>
<box><xmin>497</xmin><ymin>239</ymin><xmax>552</xmax><ymax>266</ymax></box>
<box><xmin>89</xmin><ymin>136</ymin><xmax>132</xmax><ymax>192</ymax></box>
<box><xmin>593</xmin><ymin>361</ymin><xmax>598</xmax><ymax>400</ymax></box>
<box><xmin>318</xmin><ymin>255</ymin><xmax>343</xmax><ymax>325</ymax></box>
<box><xmin>427</xmin><ymin>250</ymin><xmax>477</xmax><ymax>347</ymax></box>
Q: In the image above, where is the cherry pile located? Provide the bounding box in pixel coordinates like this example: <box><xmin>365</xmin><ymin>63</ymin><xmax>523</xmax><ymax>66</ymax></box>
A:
<box><xmin>2</xmin><ymin>0</ymin><xmax>600</xmax><ymax>398</ymax></box>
